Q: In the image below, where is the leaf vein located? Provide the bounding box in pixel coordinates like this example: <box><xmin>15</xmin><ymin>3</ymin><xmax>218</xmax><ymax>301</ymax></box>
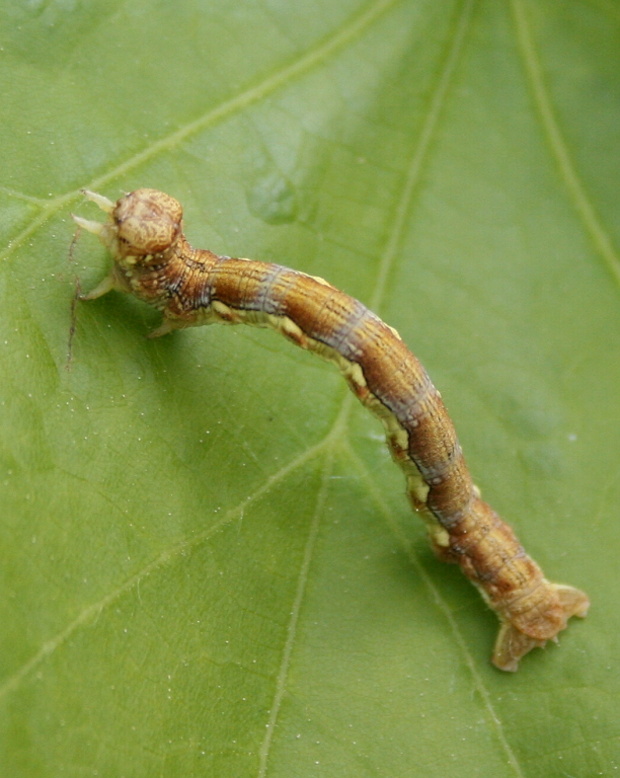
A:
<box><xmin>369</xmin><ymin>0</ymin><xmax>477</xmax><ymax>315</ymax></box>
<box><xmin>0</xmin><ymin>437</ymin><xmax>329</xmax><ymax>701</ymax></box>
<box><xmin>511</xmin><ymin>0</ymin><xmax>620</xmax><ymax>285</ymax></box>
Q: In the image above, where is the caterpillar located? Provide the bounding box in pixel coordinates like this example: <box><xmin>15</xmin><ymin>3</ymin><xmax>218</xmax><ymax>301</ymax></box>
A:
<box><xmin>73</xmin><ymin>188</ymin><xmax>589</xmax><ymax>671</ymax></box>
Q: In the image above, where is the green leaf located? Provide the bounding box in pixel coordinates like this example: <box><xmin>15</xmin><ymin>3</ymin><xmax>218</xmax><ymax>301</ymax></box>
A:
<box><xmin>1</xmin><ymin>0</ymin><xmax>618</xmax><ymax>775</ymax></box>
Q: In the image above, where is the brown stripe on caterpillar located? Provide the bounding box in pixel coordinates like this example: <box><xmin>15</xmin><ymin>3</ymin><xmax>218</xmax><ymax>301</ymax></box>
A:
<box><xmin>72</xmin><ymin>188</ymin><xmax>589</xmax><ymax>671</ymax></box>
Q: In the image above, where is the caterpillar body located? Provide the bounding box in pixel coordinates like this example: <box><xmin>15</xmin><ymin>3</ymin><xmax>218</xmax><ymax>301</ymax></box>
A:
<box><xmin>73</xmin><ymin>188</ymin><xmax>589</xmax><ymax>671</ymax></box>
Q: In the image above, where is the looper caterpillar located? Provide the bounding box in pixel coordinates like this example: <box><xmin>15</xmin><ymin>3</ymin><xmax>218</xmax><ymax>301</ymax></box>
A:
<box><xmin>73</xmin><ymin>188</ymin><xmax>589</xmax><ymax>671</ymax></box>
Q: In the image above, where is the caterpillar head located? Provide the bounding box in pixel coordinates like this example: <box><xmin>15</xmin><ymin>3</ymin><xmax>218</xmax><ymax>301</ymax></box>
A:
<box><xmin>73</xmin><ymin>188</ymin><xmax>183</xmax><ymax>263</ymax></box>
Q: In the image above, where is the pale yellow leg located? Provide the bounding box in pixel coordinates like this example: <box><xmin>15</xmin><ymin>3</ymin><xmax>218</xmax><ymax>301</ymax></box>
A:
<box><xmin>147</xmin><ymin>317</ymin><xmax>182</xmax><ymax>339</ymax></box>
<box><xmin>79</xmin><ymin>189</ymin><xmax>115</xmax><ymax>213</ymax></box>
<box><xmin>78</xmin><ymin>274</ymin><xmax>117</xmax><ymax>301</ymax></box>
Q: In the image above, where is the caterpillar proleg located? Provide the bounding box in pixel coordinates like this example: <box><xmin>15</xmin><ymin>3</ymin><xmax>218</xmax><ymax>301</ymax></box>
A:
<box><xmin>73</xmin><ymin>188</ymin><xmax>589</xmax><ymax>671</ymax></box>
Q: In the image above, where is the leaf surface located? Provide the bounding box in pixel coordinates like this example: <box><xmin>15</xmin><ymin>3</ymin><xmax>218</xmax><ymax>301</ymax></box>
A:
<box><xmin>1</xmin><ymin>1</ymin><xmax>618</xmax><ymax>775</ymax></box>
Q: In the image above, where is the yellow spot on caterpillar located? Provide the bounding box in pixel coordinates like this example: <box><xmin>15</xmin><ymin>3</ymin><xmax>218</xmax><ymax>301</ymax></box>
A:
<box><xmin>212</xmin><ymin>300</ymin><xmax>238</xmax><ymax>322</ymax></box>
<box><xmin>407</xmin><ymin>473</ymin><xmax>430</xmax><ymax>505</ymax></box>
<box><xmin>278</xmin><ymin>316</ymin><xmax>306</xmax><ymax>346</ymax></box>
<box><xmin>430</xmin><ymin>524</ymin><xmax>450</xmax><ymax>549</ymax></box>
<box><xmin>309</xmin><ymin>274</ymin><xmax>332</xmax><ymax>288</ymax></box>
<box><xmin>389</xmin><ymin>426</ymin><xmax>409</xmax><ymax>454</ymax></box>
<box><xmin>342</xmin><ymin>361</ymin><xmax>366</xmax><ymax>392</ymax></box>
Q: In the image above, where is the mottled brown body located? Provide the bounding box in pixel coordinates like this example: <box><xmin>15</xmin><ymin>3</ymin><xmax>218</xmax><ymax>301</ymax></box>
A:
<box><xmin>73</xmin><ymin>188</ymin><xmax>589</xmax><ymax>671</ymax></box>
